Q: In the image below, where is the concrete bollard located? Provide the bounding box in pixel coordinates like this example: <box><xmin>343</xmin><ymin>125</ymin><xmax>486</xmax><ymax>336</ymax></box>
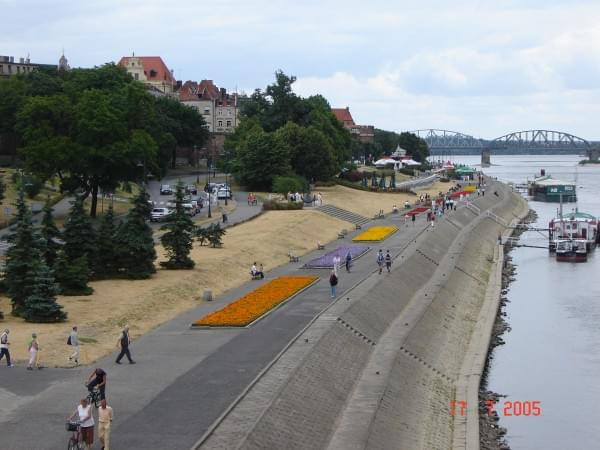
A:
<box><xmin>203</xmin><ymin>289</ymin><xmax>213</xmax><ymax>302</ymax></box>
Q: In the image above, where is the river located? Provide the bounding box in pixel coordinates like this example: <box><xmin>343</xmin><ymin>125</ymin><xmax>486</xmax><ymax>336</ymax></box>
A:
<box><xmin>445</xmin><ymin>155</ymin><xmax>600</xmax><ymax>449</ymax></box>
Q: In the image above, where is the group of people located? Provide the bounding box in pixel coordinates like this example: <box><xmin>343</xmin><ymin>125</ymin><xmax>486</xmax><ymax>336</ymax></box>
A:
<box><xmin>0</xmin><ymin>329</ymin><xmax>43</xmax><ymax>370</ymax></box>
<box><xmin>68</xmin><ymin>367</ymin><xmax>113</xmax><ymax>450</ymax></box>
<box><xmin>1</xmin><ymin>325</ymin><xmax>135</xmax><ymax>449</ymax></box>
<box><xmin>247</xmin><ymin>192</ymin><xmax>258</xmax><ymax>206</ymax></box>
<box><xmin>328</xmin><ymin>249</ymin><xmax>394</xmax><ymax>297</ymax></box>
<box><xmin>250</xmin><ymin>262</ymin><xmax>265</xmax><ymax>279</ymax></box>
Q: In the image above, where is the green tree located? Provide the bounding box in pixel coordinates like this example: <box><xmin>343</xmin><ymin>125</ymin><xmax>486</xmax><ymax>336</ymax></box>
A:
<box><xmin>232</xmin><ymin>127</ymin><xmax>290</xmax><ymax>190</ymax></box>
<box><xmin>4</xmin><ymin>189</ymin><xmax>40</xmax><ymax>316</ymax></box>
<box><xmin>114</xmin><ymin>188</ymin><xmax>156</xmax><ymax>279</ymax></box>
<box><xmin>40</xmin><ymin>199</ymin><xmax>61</xmax><ymax>267</ymax></box>
<box><xmin>272</xmin><ymin>175</ymin><xmax>308</xmax><ymax>196</ymax></box>
<box><xmin>154</xmin><ymin>97</ymin><xmax>209</xmax><ymax>170</ymax></box>
<box><xmin>54</xmin><ymin>252</ymin><xmax>93</xmax><ymax>296</ymax></box>
<box><xmin>275</xmin><ymin>122</ymin><xmax>337</xmax><ymax>181</ymax></box>
<box><xmin>95</xmin><ymin>204</ymin><xmax>119</xmax><ymax>278</ymax></box>
<box><xmin>398</xmin><ymin>132</ymin><xmax>430</xmax><ymax>162</ymax></box>
<box><xmin>160</xmin><ymin>182</ymin><xmax>195</xmax><ymax>269</ymax></box>
<box><xmin>63</xmin><ymin>195</ymin><xmax>97</xmax><ymax>265</ymax></box>
<box><xmin>206</xmin><ymin>223</ymin><xmax>226</xmax><ymax>248</ymax></box>
<box><xmin>23</xmin><ymin>262</ymin><xmax>67</xmax><ymax>323</ymax></box>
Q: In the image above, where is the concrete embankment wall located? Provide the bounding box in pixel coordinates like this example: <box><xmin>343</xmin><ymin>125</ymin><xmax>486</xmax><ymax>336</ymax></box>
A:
<box><xmin>238</xmin><ymin>181</ymin><xmax>527</xmax><ymax>450</ymax></box>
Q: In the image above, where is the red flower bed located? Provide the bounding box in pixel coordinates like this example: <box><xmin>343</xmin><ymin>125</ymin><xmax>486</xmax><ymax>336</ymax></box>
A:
<box><xmin>405</xmin><ymin>207</ymin><xmax>429</xmax><ymax>216</ymax></box>
<box><xmin>448</xmin><ymin>191</ymin><xmax>471</xmax><ymax>199</ymax></box>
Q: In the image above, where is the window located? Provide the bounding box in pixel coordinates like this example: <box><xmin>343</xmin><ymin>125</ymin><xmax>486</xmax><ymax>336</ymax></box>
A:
<box><xmin>218</xmin><ymin>120</ymin><xmax>223</xmax><ymax>127</ymax></box>
<box><xmin>0</xmin><ymin>65</ymin><xmax>3</xmax><ymax>74</ymax></box>
<box><xmin>17</xmin><ymin>66</ymin><xmax>20</xmax><ymax>73</ymax></box>
<box><xmin>134</xmin><ymin>73</ymin><xmax>139</xmax><ymax>80</ymax></box>
<box><xmin>203</xmin><ymin>107</ymin><xmax>210</xmax><ymax>115</ymax></box>
<box><xmin>226</xmin><ymin>120</ymin><xmax>232</xmax><ymax>127</ymax></box>
<box><xmin>131</xmin><ymin>62</ymin><xmax>134</xmax><ymax>66</ymax></box>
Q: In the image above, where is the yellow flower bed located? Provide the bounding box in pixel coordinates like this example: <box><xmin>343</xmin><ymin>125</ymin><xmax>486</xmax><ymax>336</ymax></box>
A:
<box><xmin>192</xmin><ymin>275</ymin><xmax>319</xmax><ymax>327</ymax></box>
<box><xmin>352</xmin><ymin>225</ymin><xmax>398</xmax><ymax>242</ymax></box>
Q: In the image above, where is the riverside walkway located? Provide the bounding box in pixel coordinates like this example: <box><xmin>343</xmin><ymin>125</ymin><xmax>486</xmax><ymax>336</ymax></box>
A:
<box><xmin>0</xmin><ymin>187</ymin><xmax>507</xmax><ymax>450</ymax></box>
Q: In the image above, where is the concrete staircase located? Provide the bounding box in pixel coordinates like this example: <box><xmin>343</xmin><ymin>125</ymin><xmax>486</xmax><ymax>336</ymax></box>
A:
<box><xmin>316</xmin><ymin>204</ymin><xmax>371</xmax><ymax>226</ymax></box>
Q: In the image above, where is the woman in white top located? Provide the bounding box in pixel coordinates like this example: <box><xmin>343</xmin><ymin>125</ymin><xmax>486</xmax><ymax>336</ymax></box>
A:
<box><xmin>69</xmin><ymin>398</ymin><xmax>95</xmax><ymax>450</ymax></box>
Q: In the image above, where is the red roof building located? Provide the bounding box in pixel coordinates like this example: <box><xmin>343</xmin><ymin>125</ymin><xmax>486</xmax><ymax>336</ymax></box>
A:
<box><xmin>118</xmin><ymin>55</ymin><xmax>175</xmax><ymax>94</ymax></box>
<box><xmin>332</xmin><ymin>106</ymin><xmax>374</xmax><ymax>143</ymax></box>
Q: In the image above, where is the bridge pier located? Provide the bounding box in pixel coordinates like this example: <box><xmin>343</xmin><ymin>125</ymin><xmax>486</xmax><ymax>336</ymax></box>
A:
<box><xmin>481</xmin><ymin>149</ymin><xmax>491</xmax><ymax>167</ymax></box>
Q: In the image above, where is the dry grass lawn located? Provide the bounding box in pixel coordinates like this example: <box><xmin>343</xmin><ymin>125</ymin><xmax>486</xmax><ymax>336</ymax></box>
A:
<box><xmin>0</xmin><ymin>210</ymin><xmax>351</xmax><ymax>367</ymax></box>
<box><xmin>316</xmin><ymin>181</ymin><xmax>455</xmax><ymax>218</ymax></box>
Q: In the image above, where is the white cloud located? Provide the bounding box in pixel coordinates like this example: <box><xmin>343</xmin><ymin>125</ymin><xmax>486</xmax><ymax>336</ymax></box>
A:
<box><xmin>3</xmin><ymin>0</ymin><xmax>600</xmax><ymax>138</ymax></box>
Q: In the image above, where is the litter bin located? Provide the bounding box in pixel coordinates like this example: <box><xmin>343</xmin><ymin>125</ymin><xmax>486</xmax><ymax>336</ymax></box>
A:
<box><xmin>222</xmin><ymin>213</ymin><xmax>228</xmax><ymax>223</ymax></box>
<box><xmin>203</xmin><ymin>289</ymin><xmax>213</xmax><ymax>302</ymax></box>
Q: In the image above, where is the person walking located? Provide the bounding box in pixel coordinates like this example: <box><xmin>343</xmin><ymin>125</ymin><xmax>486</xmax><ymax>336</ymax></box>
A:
<box><xmin>68</xmin><ymin>326</ymin><xmax>80</xmax><ymax>365</ymax></box>
<box><xmin>69</xmin><ymin>398</ymin><xmax>95</xmax><ymax>450</ymax></box>
<box><xmin>98</xmin><ymin>398</ymin><xmax>114</xmax><ymax>450</ymax></box>
<box><xmin>27</xmin><ymin>333</ymin><xmax>40</xmax><ymax>370</ymax></box>
<box><xmin>115</xmin><ymin>326</ymin><xmax>135</xmax><ymax>364</ymax></box>
<box><xmin>345</xmin><ymin>251</ymin><xmax>352</xmax><ymax>272</ymax></box>
<box><xmin>0</xmin><ymin>329</ymin><xmax>13</xmax><ymax>367</ymax></box>
<box><xmin>385</xmin><ymin>250</ymin><xmax>392</xmax><ymax>273</ymax></box>
<box><xmin>329</xmin><ymin>270</ymin><xmax>338</xmax><ymax>298</ymax></box>
<box><xmin>377</xmin><ymin>249</ymin><xmax>385</xmax><ymax>274</ymax></box>
<box><xmin>412</xmin><ymin>213</ymin><xmax>416</xmax><ymax>225</ymax></box>
<box><xmin>332</xmin><ymin>255</ymin><xmax>341</xmax><ymax>275</ymax></box>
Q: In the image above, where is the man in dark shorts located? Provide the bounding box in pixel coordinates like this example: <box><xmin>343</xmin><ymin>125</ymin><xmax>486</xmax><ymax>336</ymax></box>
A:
<box><xmin>87</xmin><ymin>367</ymin><xmax>107</xmax><ymax>400</ymax></box>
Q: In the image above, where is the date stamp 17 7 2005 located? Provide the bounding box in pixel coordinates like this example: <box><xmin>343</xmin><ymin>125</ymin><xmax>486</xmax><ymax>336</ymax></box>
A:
<box><xmin>450</xmin><ymin>400</ymin><xmax>542</xmax><ymax>417</ymax></box>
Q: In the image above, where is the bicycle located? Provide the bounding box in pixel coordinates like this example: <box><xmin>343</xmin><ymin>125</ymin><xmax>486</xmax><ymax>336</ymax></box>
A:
<box><xmin>66</xmin><ymin>420</ymin><xmax>83</xmax><ymax>450</ymax></box>
<box><xmin>85</xmin><ymin>385</ymin><xmax>101</xmax><ymax>408</ymax></box>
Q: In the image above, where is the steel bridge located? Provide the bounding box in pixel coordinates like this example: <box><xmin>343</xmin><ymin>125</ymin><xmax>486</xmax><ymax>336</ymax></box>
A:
<box><xmin>411</xmin><ymin>129</ymin><xmax>594</xmax><ymax>154</ymax></box>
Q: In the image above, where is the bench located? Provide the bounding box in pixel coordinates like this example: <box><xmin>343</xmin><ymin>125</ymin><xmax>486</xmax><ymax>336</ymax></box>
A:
<box><xmin>317</xmin><ymin>242</ymin><xmax>325</xmax><ymax>250</ymax></box>
<box><xmin>338</xmin><ymin>229</ymin><xmax>348</xmax><ymax>239</ymax></box>
<box><xmin>288</xmin><ymin>252</ymin><xmax>299</xmax><ymax>262</ymax></box>
<box><xmin>355</xmin><ymin>224</ymin><xmax>362</xmax><ymax>230</ymax></box>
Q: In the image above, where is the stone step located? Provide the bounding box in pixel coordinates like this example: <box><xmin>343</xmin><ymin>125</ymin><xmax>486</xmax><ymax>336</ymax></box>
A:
<box><xmin>316</xmin><ymin>205</ymin><xmax>371</xmax><ymax>226</ymax></box>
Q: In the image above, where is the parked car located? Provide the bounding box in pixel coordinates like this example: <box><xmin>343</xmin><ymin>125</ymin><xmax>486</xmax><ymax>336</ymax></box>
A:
<box><xmin>160</xmin><ymin>184</ymin><xmax>173</xmax><ymax>195</ymax></box>
<box><xmin>150</xmin><ymin>207</ymin><xmax>172</xmax><ymax>222</ymax></box>
<box><xmin>217</xmin><ymin>187</ymin><xmax>232</xmax><ymax>199</ymax></box>
<box><xmin>182</xmin><ymin>203</ymin><xmax>197</xmax><ymax>216</ymax></box>
<box><xmin>185</xmin><ymin>184</ymin><xmax>198</xmax><ymax>195</ymax></box>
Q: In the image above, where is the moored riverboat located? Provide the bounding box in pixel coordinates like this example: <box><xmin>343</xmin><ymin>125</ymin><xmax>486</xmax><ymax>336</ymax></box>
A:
<box><xmin>528</xmin><ymin>176</ymin><xmax>576</xmax><ymax>202</ymax></box>
<box><xmin>554</xmin><ymin>239</ymin><xmax>587</xmax><ymax>262</ymax></box>
<box><xmin>549</xmin><ymin>211</ymin><xmax>598</xmax><ymax>253</ymax></box>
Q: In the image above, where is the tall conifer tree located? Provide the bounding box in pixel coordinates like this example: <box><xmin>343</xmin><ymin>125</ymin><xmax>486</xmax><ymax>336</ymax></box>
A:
<box><xmin>95</xmin><ymin>204</ymin><xmax>118</xmax><ymax>277</ymax></box>
<box><xmin>23</xmin><ymin>262</ymin><xmax>66</xmax><ymax>323</ymax></box>
<box><xmin>40</xmin><ymin>198</ymin><xmax>61</xmax><ymax>267</ymax></box>
<box><xmin>4</xmin><ymin>188</ymin><xmax>40</xmax><ymax>315</ymax></box>
<box><xmin>160</xmin><ymin>181</ymin><xmax>195</xmax><ymax>269</ymax></box>
<box><xmin>114</xmin><ymin>188</ymin><xmax>156</xmax><ymax>278</ymax></box>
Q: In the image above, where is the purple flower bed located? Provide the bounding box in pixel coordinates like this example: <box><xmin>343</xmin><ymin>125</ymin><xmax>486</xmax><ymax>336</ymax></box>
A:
<box><xmin>303</xmin><ymin>245</ymin><xmax>370</xmax><ymax>269</ymax></box>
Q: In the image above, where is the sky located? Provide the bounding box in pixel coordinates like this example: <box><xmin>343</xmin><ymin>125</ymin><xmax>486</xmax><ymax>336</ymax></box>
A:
<box><xmin>3</xmin><ymin>0</ymin><xmax>600</xmax><ymax>139</ymax></box>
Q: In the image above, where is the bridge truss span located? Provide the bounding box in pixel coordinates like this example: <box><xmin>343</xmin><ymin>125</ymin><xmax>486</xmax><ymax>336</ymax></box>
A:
<box><xmin>410</xmin><ymin>129</ymin><xmax>485</xmax><ymax>151</ymax></box>
<box><xmin>491</xmin><ymin>130</ymin><xmax>591</xmax><ymax>151</ymax></box>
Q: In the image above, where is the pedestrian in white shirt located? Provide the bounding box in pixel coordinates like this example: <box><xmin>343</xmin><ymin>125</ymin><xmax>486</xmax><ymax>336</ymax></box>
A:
<box><xmin>68</xmin><ymin>326</ymin><xmax>80</xmax><ymax>365</ymax></box>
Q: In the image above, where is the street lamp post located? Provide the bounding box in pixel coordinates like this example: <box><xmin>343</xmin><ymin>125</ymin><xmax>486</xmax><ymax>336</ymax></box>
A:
<box><xmin>224</xmin><ymin>173</ymin><xmax>228</xmax><ymax>206</ymax></box>
<box><xmin>206</xmin><ymin>160</ymin><xmax>212</xmax><ymax>218</ymax></box>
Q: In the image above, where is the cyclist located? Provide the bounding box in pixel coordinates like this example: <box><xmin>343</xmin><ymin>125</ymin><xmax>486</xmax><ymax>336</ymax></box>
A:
<box><xmin>68</xmin><ymin>397</ymin><xmax>95</xmax><ymax>450</ymax></box>
<box><xmin>86</xmin><ymin>367</ymin><xmax>107</xmax><ymax>400</ymax></box>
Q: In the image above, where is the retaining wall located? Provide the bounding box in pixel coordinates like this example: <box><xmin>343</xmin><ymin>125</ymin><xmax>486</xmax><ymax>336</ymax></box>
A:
<box><xmin>234</xmin><ymin>181</ymin><xmax>527</xmax><ymax>450</ymax></box>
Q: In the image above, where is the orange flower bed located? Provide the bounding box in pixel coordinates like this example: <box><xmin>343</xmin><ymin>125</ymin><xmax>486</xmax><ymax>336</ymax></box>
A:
<box><xmin>192</xmin><ymin>275</ymin><xmax>319</xmax><ymax>327</ymax></box>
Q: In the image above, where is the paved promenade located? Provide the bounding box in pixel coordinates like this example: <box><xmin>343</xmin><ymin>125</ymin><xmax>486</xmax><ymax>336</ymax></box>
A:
<box><xmin>0</xmin><ymin>198</ymin><xmax>437</xmax><ymax>449</ymax></box>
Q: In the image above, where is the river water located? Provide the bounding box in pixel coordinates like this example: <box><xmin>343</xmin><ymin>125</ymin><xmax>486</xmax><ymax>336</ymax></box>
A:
<box><xmin>447</xmin><ymin>155</ymin><xmax>600</xmax><ymax>449</ymax></box>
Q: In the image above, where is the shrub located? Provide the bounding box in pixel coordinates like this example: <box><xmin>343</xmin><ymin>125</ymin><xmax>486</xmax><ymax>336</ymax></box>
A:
<box><xmin>262</xmin><ymin>200</ymin><xmax>304</xmax><ymax>210</ymax></box>
<box><xmin>272</xmin><ymin>175</ymin><xmax>308</xmax><ymax>196</ymax></box>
